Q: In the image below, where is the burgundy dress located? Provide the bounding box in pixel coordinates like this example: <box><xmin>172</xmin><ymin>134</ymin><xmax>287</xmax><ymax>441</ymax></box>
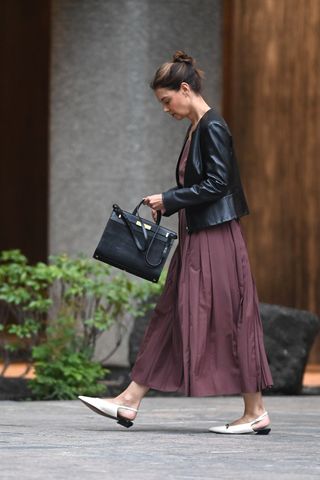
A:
<box><xmin>130</xmin><ymin>137</ymin><xmax>273</xmax><ymax>396</ymax></box>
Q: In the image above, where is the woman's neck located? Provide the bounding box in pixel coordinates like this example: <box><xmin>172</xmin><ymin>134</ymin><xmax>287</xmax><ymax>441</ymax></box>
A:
<box><xmin>188</xmin><ymin>96</ymin><xmax>212</xmax><ymax>129</ymax></box>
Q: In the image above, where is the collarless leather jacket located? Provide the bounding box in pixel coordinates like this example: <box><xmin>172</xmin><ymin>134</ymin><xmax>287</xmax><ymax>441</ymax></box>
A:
<box><xmin>162</xmin><ymin>108</ymin><xmax>249</xmax><ymax>233</ymax></box>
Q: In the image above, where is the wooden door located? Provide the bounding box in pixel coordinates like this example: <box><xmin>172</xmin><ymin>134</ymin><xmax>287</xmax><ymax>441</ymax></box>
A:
<box><xmin>223</xmin><ymin>0</ymin><xmax>320</xmax><ymax>362</ymax></box>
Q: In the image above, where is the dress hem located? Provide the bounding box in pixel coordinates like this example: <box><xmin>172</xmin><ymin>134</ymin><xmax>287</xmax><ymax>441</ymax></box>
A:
<box><xmin>130</xmin><ymin>373</ymin><xmax>273</xmax><ymax>397</ymax></box>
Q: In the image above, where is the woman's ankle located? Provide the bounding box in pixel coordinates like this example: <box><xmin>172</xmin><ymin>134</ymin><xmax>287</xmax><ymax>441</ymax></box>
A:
<box><xmin>244</xmin><ymin>407</ymin><xmax>267</xmax><ymax>419</ymax></box>
<box><xmin>117</xmin><ymin>392</ymin><xmax>141</xmax><ymax>406</ymax></box>
<box><xmin>242</xmin><ymin>392</ymin><xmax>267</xmax><ymax>419</ymax></box>
<box><xmin>117</xmin><ymin>381</ymin><xmax>149</xmax><ymax>406</ymax></box>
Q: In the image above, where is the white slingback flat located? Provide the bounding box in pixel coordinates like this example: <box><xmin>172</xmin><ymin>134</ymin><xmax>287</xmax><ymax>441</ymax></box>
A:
<box><xmin>209</xmin><ymin>411</ymin><xmax>271</xmax><ymax>435</ymax></box>
<box><xmin>78</xmin><ymin>395</ymin><xmax>138</xmax><ymax>428</ymax></box>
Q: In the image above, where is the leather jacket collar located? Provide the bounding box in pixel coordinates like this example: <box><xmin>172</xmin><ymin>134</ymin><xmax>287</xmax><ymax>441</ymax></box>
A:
<box><xmin>162</xmin><ymin>108</ymin><xmax>249</xmax><ymax>233</ymax></box>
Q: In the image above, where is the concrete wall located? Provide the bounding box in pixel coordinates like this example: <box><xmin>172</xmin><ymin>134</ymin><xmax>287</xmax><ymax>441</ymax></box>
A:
<box><xmin>50</xmin><ymin>0</ymin><xmax>223</xmax><ymax>365</ymax></box>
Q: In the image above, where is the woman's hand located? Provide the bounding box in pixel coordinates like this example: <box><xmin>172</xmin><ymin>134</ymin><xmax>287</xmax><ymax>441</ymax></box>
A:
<box><xmin>144</xmin><ymin>194</ymin><xmax>164</xmax><ymax>210</ymax></box>
<box><xmin>144</xmin><ymin>194</ymin><xmax>165</xmax><ymax>221</ymax></box>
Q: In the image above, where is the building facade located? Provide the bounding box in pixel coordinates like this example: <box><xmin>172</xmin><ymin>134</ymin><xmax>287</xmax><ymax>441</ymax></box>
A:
<box><xmin>1</xmin><ymin>0</ymin><xmax>319</xmax><ymax>363</ymax></box>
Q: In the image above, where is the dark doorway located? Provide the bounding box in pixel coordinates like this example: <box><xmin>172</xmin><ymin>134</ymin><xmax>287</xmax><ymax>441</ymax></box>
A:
<box><xmin>0</xmin><ymin>0</ymin><xmax>50</xmax><ymax>263</ymax></box>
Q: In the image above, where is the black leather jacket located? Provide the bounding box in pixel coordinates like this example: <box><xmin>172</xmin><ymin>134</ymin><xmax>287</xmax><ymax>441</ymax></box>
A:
<box><xmin>162</xmin><ymin>108</ymin><xmax>249</xmax><ymax>233</ymax></box>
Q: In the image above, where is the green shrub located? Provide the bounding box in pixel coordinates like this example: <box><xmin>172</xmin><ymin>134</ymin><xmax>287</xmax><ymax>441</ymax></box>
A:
<box><xmin>30</xmin><ymin>348</ymin><xmax>106</xmax><ymax>400</ymax></box>
<box><xmin>0</xmin><ymin>250</ymin><xmax>166</xmax><ymax>399</ymax></box>
<box><xmin>0</xmin><ymin>250</ymin><xmax>54</xmax><ymax>376</ymax></box>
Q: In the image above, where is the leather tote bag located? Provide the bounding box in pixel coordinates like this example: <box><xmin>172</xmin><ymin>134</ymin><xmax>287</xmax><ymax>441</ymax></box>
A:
<box><xmin>93</xmin><ymin>200</ymin><xmax>178</xmax><ymax>282</ymax></box>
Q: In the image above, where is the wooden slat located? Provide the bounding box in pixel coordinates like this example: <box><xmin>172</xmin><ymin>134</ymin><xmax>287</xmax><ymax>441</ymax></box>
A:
<box><xmin>223</xmin><ymin>0</ymin><xmax>320</xmax><ymax>361</ymax></box>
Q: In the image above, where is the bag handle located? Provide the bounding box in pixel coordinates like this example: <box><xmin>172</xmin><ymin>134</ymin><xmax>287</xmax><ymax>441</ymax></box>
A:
<box><xmin>113</xmin><ymin>200</ymin><xmax>168</xmax><ymax>268</ymax></box>
<box><xmin>132</xmin><ymin>200</ymin><xmax>165</xmax><ymax>267</ymax></box>
<box><xmin>113</xmin><ymin>203</ymin><xmax>148</xmax><ymax>252</ymax></box>
<box><xmin>132</xmin><ymin>199</ymin><xmax>161</xmax><ymax>225</ymax></box>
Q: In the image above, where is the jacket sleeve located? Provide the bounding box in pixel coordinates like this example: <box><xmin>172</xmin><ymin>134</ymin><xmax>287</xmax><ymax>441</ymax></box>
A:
<box><xmin>162</xmin><ymin>121</ymin><xmax>232</xmax><ymax>213</ymax></box>
<box><xmin>162</xmin><ymin>187</ymin><xmax>180</xmax><ymax>217</ymax></box>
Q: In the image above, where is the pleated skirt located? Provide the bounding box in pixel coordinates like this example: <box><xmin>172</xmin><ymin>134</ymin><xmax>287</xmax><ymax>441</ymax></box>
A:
<box><xmin>130</xmin><ymin>208</ymin><xmax>273</xmax><ymax>396</ymax></box>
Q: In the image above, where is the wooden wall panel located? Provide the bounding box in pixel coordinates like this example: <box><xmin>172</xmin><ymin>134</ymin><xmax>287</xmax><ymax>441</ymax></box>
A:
<box><xmin>223</xmin><ymin>0</ymin><xmax>320</xmax><ymax>361</ymax></box>
<box><xmin>0</xmin><ymin>1</ymin><xmax>50</xmax><ymax>263</ymax></box>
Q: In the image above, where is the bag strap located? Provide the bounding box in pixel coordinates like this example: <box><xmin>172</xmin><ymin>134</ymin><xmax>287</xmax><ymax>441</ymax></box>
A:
<box><xmin>113</xmin><ymin>203</ymin><xmax>148</xmax><ymax>252</ymax></box>
<box><xmin>132</xmin><ymin>200</ymin><xmax>166</xmax><ymax>267</ymax></box>
<box><xmin>113</xmin><ymin>201</ymin><xmax>170</xmax><ymax>268</ymax></box>
<box><xmin>145</xmin><ymin>222</ymin><xmax>166</xmax><ymax>267</ymax></box>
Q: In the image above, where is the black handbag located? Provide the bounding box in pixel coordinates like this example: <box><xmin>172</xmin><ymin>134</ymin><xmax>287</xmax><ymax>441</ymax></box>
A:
<box><xmin>93</xmin><ymin>200</ymin><xmax>178</xmax><ymax>282</ymax></box>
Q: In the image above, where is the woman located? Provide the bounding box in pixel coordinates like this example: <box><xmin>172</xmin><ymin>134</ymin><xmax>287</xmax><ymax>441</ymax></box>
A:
<box><xmin>79</xmin><ymin>51</ymin><xmax>273</xmax><ymax>434</ymax></box>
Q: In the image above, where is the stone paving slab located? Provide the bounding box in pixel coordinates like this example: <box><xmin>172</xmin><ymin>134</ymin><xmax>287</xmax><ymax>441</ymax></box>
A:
<box><xmin>0</xmin><ymin>396</ymin><xmax>319</xmax><ymax>480</ymax></box>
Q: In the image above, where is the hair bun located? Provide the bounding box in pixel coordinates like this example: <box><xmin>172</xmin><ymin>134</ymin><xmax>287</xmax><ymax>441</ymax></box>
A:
<box><xmin>172</xmin><ymin>50</ymin><xmax>194</xmax><ymax>66</ymax></box>
<box><xmin>150</xmin><ymin>51</ymin><xmax>204</xmax><ymax>93</ymax></box>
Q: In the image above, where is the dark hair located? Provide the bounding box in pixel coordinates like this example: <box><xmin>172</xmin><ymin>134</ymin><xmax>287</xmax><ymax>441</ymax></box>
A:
<box><xmin>150</xmin><ymin>50</ymin><xmax>205</xmax><ymax>93</ymax></box>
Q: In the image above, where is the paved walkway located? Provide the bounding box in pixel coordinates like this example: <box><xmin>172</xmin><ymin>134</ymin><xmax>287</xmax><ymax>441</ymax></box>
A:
<box><xmin>0</xmin><ymin>396</ymin><xmax>319</xmax><ymax>479</ymax></box>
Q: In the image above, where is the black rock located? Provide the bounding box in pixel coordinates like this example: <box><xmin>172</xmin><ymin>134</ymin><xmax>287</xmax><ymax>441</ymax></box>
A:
<box><xmin>0</xmin><ymin>377</ymin><xmax>33</xmax><ymax>400</ymax></box>
<box><xmin>260</xmin><ymin>303</ymin><xmax>320</xmax><ymax>394</ymax></box>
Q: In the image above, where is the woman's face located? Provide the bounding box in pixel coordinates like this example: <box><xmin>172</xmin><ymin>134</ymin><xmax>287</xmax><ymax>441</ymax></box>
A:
<box><xmin>155</xmin><ymin>85</ymin><xmax>190</xmax><ymax>120</ymax></box>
